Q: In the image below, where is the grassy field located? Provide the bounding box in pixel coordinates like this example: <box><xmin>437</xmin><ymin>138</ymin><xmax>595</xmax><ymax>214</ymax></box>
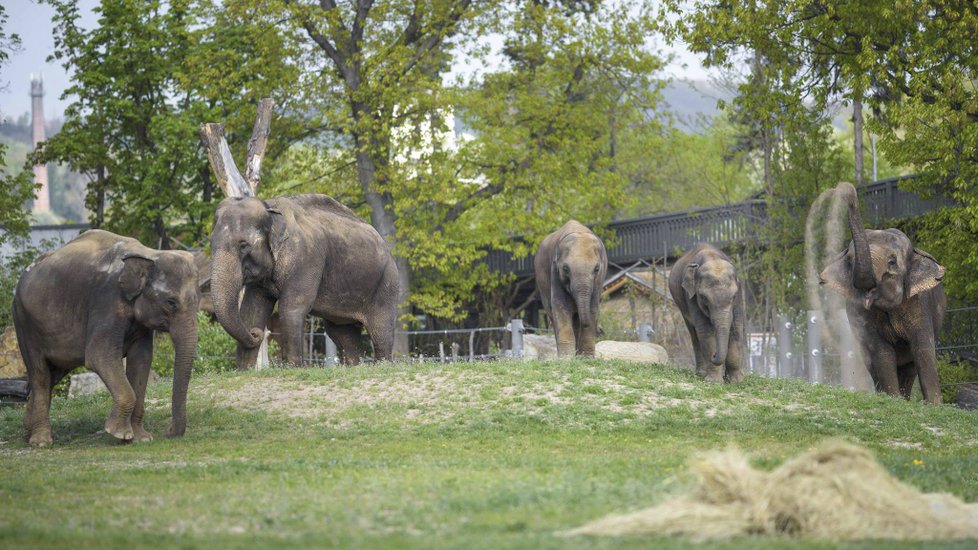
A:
<box><xmin>1</xmin><ymin>359</ymin><xmax>977</xmax><ymax>549</ymax></box>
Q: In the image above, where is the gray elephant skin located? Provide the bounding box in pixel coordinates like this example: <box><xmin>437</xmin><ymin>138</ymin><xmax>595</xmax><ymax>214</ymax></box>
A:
<box><xmin>534</xmin><ymin>220</ymin><xmax>608</xmax><ymax>357</ymax></box>
<box><xmin>669</xmin><ymin>243</ymin><xmax>746</xmax><ymax>383</ymax></box>
<box><xmin>820</xmin><ymin>182</ymin><xmax>946</xmax><ymax>403</ymax></box>
<box><xmin>13</xmin><ymin>230</ymin><xmax>199</xmax><ymax>447</ymax></box>
<box><xmin>210</xmin><ymin>194</ymin><xmax>398</xmax><ymax>367</ymax></box>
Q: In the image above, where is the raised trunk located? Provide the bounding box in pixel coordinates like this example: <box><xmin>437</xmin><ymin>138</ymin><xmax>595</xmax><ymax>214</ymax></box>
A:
<box><xmin>211</xmin><ymin>250</ymin><xmax>259</xmax><ymax>348</ymax></box>
<box><xmin>167</xmin><ymin>314</ymin><xmax>198</xmax><ymax>437</ymax></box>
<box><xmin>845</xmin><ymin>186</ymin><xmax>875</xmax><ymax>291</ymax></box>
<box><xmin>711</xmin><ymin>309</ymin><xmax>732</xmax><ymax>366</ymax></box>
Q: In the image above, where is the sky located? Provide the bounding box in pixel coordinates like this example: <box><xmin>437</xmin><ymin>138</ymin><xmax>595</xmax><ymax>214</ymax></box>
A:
<box><xmin>0</xmin><ymin>0</ymin><xmax>715</xmax><ymax>123</ymax></box>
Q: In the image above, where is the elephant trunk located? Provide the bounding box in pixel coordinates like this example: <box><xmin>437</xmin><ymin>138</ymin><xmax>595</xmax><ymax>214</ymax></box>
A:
<box><xmin>842</xmin><ymin>182</ymin><xmax>875</xmax><ymax>291</ymax></box>
<box><xmin>574</xmin><ymin>287</ymin><xmax>593</xmax><ymax>329</ymax></box>
<box><xmin>211</xmin><ymin>250</ymin><xmax>259</xmax><ymax>348</ymax></box>
<box><xmin>167</xmin><ymin>312</ymin><xmax>198</xmax><ymax>437</ymax></box>
<box><xmin>711</xmin><ymin>308</ymin><xmax>733</xmax><ymax>366</ymax></box>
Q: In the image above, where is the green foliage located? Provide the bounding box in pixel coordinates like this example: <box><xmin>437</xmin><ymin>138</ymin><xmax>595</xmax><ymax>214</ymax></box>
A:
<box><xmin>0</xmin><ymin>6</ymin><xmax>37</xmax><ymax>244</ymax></box>
<box><xmin>936</xmin><ymin>357</ymin><xmax>978</xmax><ymax>405</ymax></box>
<box><xmin>152</xmin><ymin>311</ymin><xmax>239</xmax><ymax>376</ymax></box>
<box><xmin>2</xmin><ymin>360</ymin><xmax>978</xmax><ymax>547</ymax></box>
<box><xmin>0</xmin><ymin>241</ymin><xmax>60</xmax><ymax>329</ymax></box>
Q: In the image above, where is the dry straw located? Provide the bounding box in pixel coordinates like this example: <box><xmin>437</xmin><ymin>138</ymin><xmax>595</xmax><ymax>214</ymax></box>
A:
<box><xmin>565</xmin><ymin>442</ymin><xmax>978</xmax><ymax>541</ymax></box>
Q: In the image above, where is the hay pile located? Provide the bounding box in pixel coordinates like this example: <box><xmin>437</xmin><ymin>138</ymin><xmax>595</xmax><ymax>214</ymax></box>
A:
<box><xmin>566</xmin><ymin>442</ymin><xmax>978</xmax><ymax>541</ymax></box>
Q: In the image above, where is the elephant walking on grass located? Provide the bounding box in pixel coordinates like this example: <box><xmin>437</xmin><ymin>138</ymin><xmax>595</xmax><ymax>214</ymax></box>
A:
<box><xmin>669</xmin><ymin>243</ymin><xmax>746</xmax><ymax>384</ymax></box>
<box><xmin>210</xmin><ymin>194</ymin><xmax>398</xmax><ymax>368</ymax></box>
<box><xmin>820</xmin><ymin>182</ymin><xmax>946</xmax><ymax>403</ymax></box>
<box><xmin>13</xmin><ymin>230</ymin><xmax>199</xmax><ymax>446</ymax></box>
<box><xmin>534</xmin><ymin>220</ymin><xmax>608</xmax><ymax>357</ymax></box>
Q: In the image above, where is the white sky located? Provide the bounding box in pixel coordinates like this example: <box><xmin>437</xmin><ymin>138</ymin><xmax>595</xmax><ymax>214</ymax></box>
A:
<box><xmin>0</xmin><ymin>0</ymin><xmax>715</xmax><ymax>122</ymax></box>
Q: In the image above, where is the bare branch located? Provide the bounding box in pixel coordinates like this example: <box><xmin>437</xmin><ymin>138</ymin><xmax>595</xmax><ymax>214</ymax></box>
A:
<box><xmin>245</xmin><ymin>98</ymin><xmax>275</xmax><ymax>194</ymax></box>
<box><xmin>199</xmin><ymin>123</ymin><xmax>251</xmax><ymax>198</ymax></box>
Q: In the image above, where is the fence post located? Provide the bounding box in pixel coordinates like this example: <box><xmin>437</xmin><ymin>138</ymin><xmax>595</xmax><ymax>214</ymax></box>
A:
<box><xmin>778</xmin><ymin>314</ymin><xmax>793</xmax><ymax>378</ymax></box>
<box><xmin>807</xmin><ymin>311</ymin><xmax>822</xmax><ymax>384</ymax></box>
<box><xmin>324</xmin><ymin>333</ymin><xmax>337</xmax><ymax>367</ymax></box>
<box><xmin>510</xmin><ymin>319</ymin><xmax>524</xmax><ymax>359</ymax></box>
<box><xmin>451</xmin><ymin>342</ymin><xmax>460</xmax><ymax>362</ymax></box>
<box><xmin>439</xmin><ymin>342</ymin><xmax>446</xmax><ymax>363</ymax></box>
<box><xmin>469</xmin><ymin>330</ymin><xmax>476</xmax><ymax>362</ymax></box>
<box><xmin>638</xmin><ymin>323</ymin><xmax>653</xmax><ymax>343</ymax></box>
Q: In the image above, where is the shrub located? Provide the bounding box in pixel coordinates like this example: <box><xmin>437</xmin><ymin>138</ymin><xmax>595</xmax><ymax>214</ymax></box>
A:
<box><xmin>936</xmin><ymin>356</ymin><xmax>978</xmax><ymax>404</ymax></box>
<box><xmin>152</xmin><ymin>312</ymin><xmax>238</xmax><ymax>376</ymax></box>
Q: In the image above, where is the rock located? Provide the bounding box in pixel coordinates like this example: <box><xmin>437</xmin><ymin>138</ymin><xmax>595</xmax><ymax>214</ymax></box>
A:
<box><xmin>595</xmin><ymin>340</ymin><xmax>669</xmax><ymax>364</ymax></box>
<box><xmin>954</xmin><ymin>383</ymin><xmax>978</xmax><ymax>410</ymax></box>
<box><xmin>68</xmin><ymin>372</ymin><xmax>108</xmax><ymax>398</ymax></box>
<box><xmin>523</xmin><ymin>334</ymin><xmax>558</xmax><ymax>360</ymax></box>
<box><xmin>0</xmin><ymin>326</ymin><xmax>27</xmax><ymax>378</ymax></box>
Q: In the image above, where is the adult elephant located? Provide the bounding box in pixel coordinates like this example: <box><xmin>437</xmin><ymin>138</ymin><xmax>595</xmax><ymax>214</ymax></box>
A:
<box><xmin>820</xmin><ymin>182</ymin><xmax>946</xmax><ymax>403</ymax></box>
<box><xmin>13</xmin><ymin>230</ymin><xmax>199</xmax><ymax>446</ymax></box>
<box><xmin>210</xmin><ymin>194</ymin><xmax>398</xmax><ymax>367</ymax></box>
<box><xmin>534</xmin><ymin>220</ymin><xmax>608</xmax><ymax>357</ymax></box>
<box><xmin>669</xmin><ymin>243</ymin><xmax>746</xmax><ymax>384</ymax></box>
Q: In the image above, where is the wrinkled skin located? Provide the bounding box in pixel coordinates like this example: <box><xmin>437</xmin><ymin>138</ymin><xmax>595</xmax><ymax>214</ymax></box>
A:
<box><xmin>13</xmin><ymin>230</ymin><xmax>199</xmax><ymax>447</ymax></box>
<box><xmin>820</xmin><ymin>182</ymin><xmax>946</xmax><ymax>404</ymax></box>
<box><xmin>669</xmin><ymin>243</ymin><xmax>747</xmax><ymax>384</ymax></box>
<box><xmin>210</xmin><ymin>194</ymin><xmax>398</xmax><ymax>368</ymax></box>
<box><xmin>534</xmin><ymin>220</ymin><xmax>608</xmax><ymax>357</ymax></box>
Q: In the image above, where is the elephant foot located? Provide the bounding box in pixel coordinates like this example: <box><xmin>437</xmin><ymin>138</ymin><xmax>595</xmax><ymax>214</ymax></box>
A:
<box><xmin>104</xmin><ymin>416</ymin><xmax>134</xmax><ymax>441</ymax></box>
<box><xmin>725</xmin><ymin>369</ymin><xmax>745</xmax><ymax>384</ymax></box>
<box><xmin>703</xmin><ymin>373</ymin><xmax>724</xmax><ymax>384</ymax></box>
<box><xmin>166</xmin><ymin>421</ymin><xmax>186</xmax><ymax>438</ymax></box>
<box><xmin>28</xmin><ymin>428</ymin><xmax>54</xmax><ymax>448</ymax></box>
<box><xmin>132</xmin><ymin>425</ymin><xmax>154</xmax><ymax>442</ymax></box>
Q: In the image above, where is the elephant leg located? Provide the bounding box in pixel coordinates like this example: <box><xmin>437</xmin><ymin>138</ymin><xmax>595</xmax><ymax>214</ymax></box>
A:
<box><xmin>23</xmin><ymin>348</ymin><xmax>55</xmax><ymax>447</ymax></box>
<box><xmin>684</xmin><ymin>320</ymin><xmax>708</xmax><ymax>376</ymax></box>
<box><xmin>898</xmin><ymin>363</ymin><xmax>917</xmax><ymax>400</ymax></box>
<box><xmin>326</xmin><ymin>322</ymin><xmax>362</xmax><ymax>366</ymax></box>
<box><xmin>551</xmin><ymin>303</ymin><xmax>577</xmax><ymax>358</ymax></box>
<box><xmin>365</xmin><ymin>308</ymin><xmax>396</xmax><ymax>362</ymax></box>
<box><xmin>125</xmin><ymin>335</ymin><xmax>154</xmax><ymax>442</ymax></box>
<box><xmin>278</xmin><ymin>298</ymin><xmax>312</xmax><ymax>367</ymax></box>
<box><xmin>575</xmin><ymin>315</ymin><xmax>597</xmax><ymax>357</ymax></box>
<box><xmin>911</xmin><ymin>336</ymin><xmax>942</xmax><ymax>405</ymax></box>
<box><xmin>868</xmin><ymin>344</ymin><xmax>899</xmax><ymax>396</ymax></box>
<box><xmin>235</xmin><ymin>287</ymin><xmax>275</xmax><ymax>371</ymax></box>
<box><xmin>724</xmin><ymin>334</ymin><xmax>746</xmax><ymax>384</ymax></box>
<box><xmin>87</xmin><ymin>341</ymin><xmax>136</xmax><ymax>442</ymax></box>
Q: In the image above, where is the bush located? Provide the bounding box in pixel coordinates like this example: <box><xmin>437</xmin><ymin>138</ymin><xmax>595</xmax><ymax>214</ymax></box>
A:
<box><xmin>152</xmin><ymin>311</ymin><xmax>238</xmax><ymax>376</ymax></box>
<box><xmin>937</xmin><ymin>357</ymin><xmax>978</xmax><ymax>404</ymax></box>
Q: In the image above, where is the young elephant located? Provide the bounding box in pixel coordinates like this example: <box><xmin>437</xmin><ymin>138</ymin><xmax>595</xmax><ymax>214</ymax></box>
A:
<box><xmin>210</xmin><ymin>194</ymin><xmax>398</xmax><ymax>367</ymax></box>
<box><xmin>669</xmin><ymin>243</ymin><xmax>746</xmax><ymax>383</ymax></box>
<box><xmin>534</xmin><ymin>220</ymin><xmax>608</xmax><ymax>357</ymax></box>
<box><xmin>13</xmin><ymin>230</ymin><xmax>199</xmax><ymax>447</ymax></box>
<box><xmin>820</xmin><ymin>182</ymin><xmax>946</xmax><ymax>403</ymax></box>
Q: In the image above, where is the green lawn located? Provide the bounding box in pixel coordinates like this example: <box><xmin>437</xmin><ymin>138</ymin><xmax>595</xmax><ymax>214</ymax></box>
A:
<box><xmin>1</xmin><ymin>359</ymin><xmax>977</xmax><ymax>549</ymax></box>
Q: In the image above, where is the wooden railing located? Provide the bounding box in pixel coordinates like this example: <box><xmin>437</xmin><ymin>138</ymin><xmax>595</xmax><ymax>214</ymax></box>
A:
<box><xmin>488</xmin><ymin>176</ymin><xmax>953</xmax><ymax>277</ymax></box>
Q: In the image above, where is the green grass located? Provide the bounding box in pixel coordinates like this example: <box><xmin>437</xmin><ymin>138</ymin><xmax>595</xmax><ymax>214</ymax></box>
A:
<box><xmin>2</xmin><ymin>359</ymin><xmax>977</xmax><ymax>549</ymax></box>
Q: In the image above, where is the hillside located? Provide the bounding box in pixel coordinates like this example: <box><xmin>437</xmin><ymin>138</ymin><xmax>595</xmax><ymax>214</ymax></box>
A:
<box><xmin>1</xmin><ymin>359</ymin><xmax>977</xmax><ymax>548</ymax></box>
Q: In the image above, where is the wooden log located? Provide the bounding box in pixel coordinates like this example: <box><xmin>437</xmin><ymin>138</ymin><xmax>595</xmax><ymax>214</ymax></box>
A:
<box><xmin>199</xmin><ymin>123</ymin><xmax>251</xmax><ymax>198</ymax></box>
<box><xmin>954</xmin><ymin>383</ymin><xmax>978</xmax><ymax>410</ymax></box>
<box><xmin>245</xmin><ymin>98</ymin><xmax>275</xmax><ymax>194</ymax></box>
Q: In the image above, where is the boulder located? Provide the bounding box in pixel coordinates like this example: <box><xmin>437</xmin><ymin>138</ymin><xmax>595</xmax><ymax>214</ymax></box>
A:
<box><xmin>68</xmin><ymin>372</ymin><xmax>107</xmax><ymax>398</ymax></box>
<box><xmin>595</xmin><ymin>340</ymin><xmax>669</xmax><ymax>364</ymax></box>
<box><xmin>0</xmin><ymin>326</ymin><xmax>26</xmax><ymax>378</ymax></box>
<box><xmin>523</xmin><ymin>334</ymin><xmax>558</xmax><ymax>360</ymax></box>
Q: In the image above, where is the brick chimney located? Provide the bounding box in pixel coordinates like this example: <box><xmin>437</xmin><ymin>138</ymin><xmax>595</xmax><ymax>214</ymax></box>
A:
<box><xmin>30</xmin><ymin>75</ymin><xmax>50</xmax><ymax>213</ymax></box>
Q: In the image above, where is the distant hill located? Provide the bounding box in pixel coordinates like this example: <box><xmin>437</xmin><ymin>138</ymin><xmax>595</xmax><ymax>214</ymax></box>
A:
<box><xmin>659</xmin><ymin>79</ymin><xmax>734</xmax><ymax>131</ymax></box>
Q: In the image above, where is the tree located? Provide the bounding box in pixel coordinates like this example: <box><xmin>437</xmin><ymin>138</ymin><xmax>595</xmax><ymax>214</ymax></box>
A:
<box><xmin>36</xmin><ymin>0</ymin><xmax>298</xmax><ymax>248</ymax></box>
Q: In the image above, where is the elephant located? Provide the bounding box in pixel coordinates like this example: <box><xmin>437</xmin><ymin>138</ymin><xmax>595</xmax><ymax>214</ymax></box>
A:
<box><xmin>210</xmin><ymin>194</ymin><xmax>399</xmax><ymax>368</ymax></box>
<box><xmin>820</xmin><ymin>182</ymin><xmax>946</xmax><ymax>403</ymax></box>
<box><xmin>12</xmin><ymin>230</ymin><xmax>199</xmax><ymax>447</ymax></box>
<box><xmin>534</xmin><ymin>220</ymin><xmax>608</xmax><ymax>357</ymax></box>
<box><xmin>669</xmin><ymin>243</ymin><xmax>746</xmax><ymax>384</ymax></box>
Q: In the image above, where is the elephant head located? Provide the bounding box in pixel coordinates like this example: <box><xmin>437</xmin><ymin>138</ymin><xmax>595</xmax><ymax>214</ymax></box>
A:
<box><xmin>820</xmin><ymin>182</ymin><xmax>944</xmax><ymax>311</ymax></box>
<box><xmin>120</xmin><ymin>250</ymin><xmax>199</xmax><ymax>437</ymax></box>
<box><xmin>683</xmin><ymin>260</ymin><xmax>738</xmax><ymax>366</ymax></box>
<box><xmin>210</xmin><ymin>197</ymin><xmax>286</xmax><ymax>349</ymax></box>
<box><xmin>553</xmin><ymin>231</ymin><xmax>605</xmax><ymax>329</ymax></box>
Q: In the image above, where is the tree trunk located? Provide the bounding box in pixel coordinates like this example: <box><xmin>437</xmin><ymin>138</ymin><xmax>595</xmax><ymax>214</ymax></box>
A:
<box><xmin>853</xmin><ymin>95</ymin><xmax>864</xmax><ymax>185</ymax></box>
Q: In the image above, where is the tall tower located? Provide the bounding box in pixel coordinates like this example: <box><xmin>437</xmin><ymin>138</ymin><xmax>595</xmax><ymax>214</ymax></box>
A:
<box><xmin>30</xmin><ymin>75</ymin><xmax>50</xmax><ymax>213</ymax></box>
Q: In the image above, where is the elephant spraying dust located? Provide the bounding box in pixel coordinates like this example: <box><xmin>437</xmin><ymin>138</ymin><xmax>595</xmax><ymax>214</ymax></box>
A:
<box><xmin>820</xmin><ymin>182</ymin><xmax>946</xmax><ymax>403</ymax></box>
<box><xmin>210</xmin><ymin>194</ymin><xmax>399</xmax><ymax>367</ymax></box>
<box><xmin>13</xmin><ymin>230</ymin><xmax>200</xmax><ymax>447</ymax></box>
<box><xmin>669</xmin><ymin>243</ymin><xmax>746</xmax><ymax>384</ymax></box>
<box><xmin>534</xmin><ymin>220</ymin><xmax>608</xmax><ymax>357</ymax></box>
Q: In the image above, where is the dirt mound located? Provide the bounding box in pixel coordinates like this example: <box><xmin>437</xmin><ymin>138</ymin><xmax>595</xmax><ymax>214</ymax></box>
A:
<box><xmin>566</xmin><ymin>442</ymin><xmax>978</xmax><ymax>541</ymax></box>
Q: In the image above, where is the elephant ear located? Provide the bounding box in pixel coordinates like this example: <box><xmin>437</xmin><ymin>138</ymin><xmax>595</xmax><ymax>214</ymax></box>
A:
<box><xmin>266</xmin><ymin>207</ymin><xmax>289</xmax><ymax>261</ymax></box>
<box><xmin>681</xmin><ymin>263</ymin><xmax>699</xmax><ymax>298</ymax></box>
<box><xmin>819</xmin><ymin>249</ymin><xmax>855</xmax><ymax>299</ymax></box>
<box><xmin>908</xmin><ymin>248</ymin><xmax>945</xmax><ymax>297</ymax></box>
<box><xmin>120</xmin><ymin>253</ymin><xmax>155</xmax><ymax>301</ymax></box>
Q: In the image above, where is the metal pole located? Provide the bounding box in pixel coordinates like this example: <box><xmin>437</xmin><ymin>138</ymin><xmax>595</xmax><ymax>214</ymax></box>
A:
<box><xmin>439</xmin><ymin>341</ymin><xmax>446</xmax><ymax>363</ymax></box>
<box><xmin>469</xmin><ymin>330</ymin><xmax>476</xmax><ymax>362</ymax></box>
<box><xmin>807</xmin><ymin>311</ymin><xmax>822</xmax><ymax>384</ymax></box>
<box><xmin>778</xmin><ymin>314</ymin><xmax>792</xmax><ymax>378</ymax></box>
<box><xmin>451</xmin><ymin>342</ymin><xmax>459</xmax><ymax>363</ymax></box>
<box><xmin>510</xmin><ymin>319</ymin><xmax>524</xmax><ymax>359</ymax></box>
<box><xmin>324</xmin><ymin>333</ymin><xmax>337</xmax><ymax>367</ymax></box>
